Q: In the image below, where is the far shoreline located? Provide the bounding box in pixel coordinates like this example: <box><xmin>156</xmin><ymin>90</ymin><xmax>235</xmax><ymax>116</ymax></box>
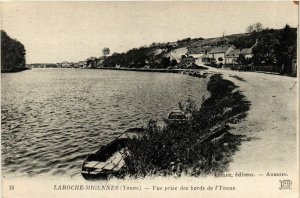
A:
<box><xmin>1</xmin><ymin>67</ymin><xmax>31</xmax><ymax>73</ymax></box>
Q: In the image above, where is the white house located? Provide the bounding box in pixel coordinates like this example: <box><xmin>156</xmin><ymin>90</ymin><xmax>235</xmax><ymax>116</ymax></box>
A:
<box><xmin>209</xmin><ymin>46</ymin><xmax>235</xmax><ymax>64</ymax></box>
<box><xmin>240</xmin><ymin>39</ymin><xmax>258</xmax><ymax>59</ymax></box>
<box><xmin>188</xmin><ymin>46</ymin><xmax>212</xmax><ymax>65</ymax></box>
<box><xmin>225</xmin><ymin>49</ymin><xmax>241</xmax><ymax>64</ymax></box>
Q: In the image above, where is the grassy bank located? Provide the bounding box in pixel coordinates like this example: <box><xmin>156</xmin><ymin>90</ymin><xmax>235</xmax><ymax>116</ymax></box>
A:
<box><xmin>121</xmin><ymin>74</ymin><xmax>251</xmax><ymax>178</ymax></box>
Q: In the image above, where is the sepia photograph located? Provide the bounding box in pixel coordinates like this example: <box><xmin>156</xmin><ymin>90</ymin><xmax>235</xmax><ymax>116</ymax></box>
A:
<box><xmin>1</xmin><ymin>1</ymin><xmax>299</xmax><ymax>197</ymax></box>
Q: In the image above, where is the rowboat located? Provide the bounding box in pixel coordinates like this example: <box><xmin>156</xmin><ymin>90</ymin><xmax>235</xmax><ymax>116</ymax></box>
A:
<box><xmin>81</xmin><ymin>128</ymin><xmax>145</xmax><ymax>180</ymax></box>
<box><xmin>167</xmin><ymin>110</ymin><xmax>187</xmax><ymax>123</ymax></box>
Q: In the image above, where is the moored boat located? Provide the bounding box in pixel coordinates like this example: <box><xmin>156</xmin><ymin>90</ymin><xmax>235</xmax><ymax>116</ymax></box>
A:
<box><xmin>167</xmin><ymin>110</ymin><xmax>187</xmax><ymax>123</ymax></box>
<box><xmin>81</xmin><ymin>128</ymin><xmax>145</xmax><ymax>180</ymax></box>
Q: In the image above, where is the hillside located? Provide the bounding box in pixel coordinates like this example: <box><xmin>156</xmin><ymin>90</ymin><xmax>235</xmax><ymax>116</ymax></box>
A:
<box><xmin>103</xmin><ymin>27</ymin><xmax>296</xmax><ymax>70</ymax></box>
<box><xmin>52</xmin><ymin>25</ymin><xmax>296</xmax><ymax>75</ymax></box>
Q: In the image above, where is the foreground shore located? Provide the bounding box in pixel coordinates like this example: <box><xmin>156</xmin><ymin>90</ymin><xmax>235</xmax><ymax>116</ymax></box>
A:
<box><xmin>124</xmin><ymin>65</ymin><xmax>297</xmax><ymax>174</ymax></box>
<box><xmin>205</xmin><ymin>67</ymin><xmax>297</xmax><ymax>174</ymax></box>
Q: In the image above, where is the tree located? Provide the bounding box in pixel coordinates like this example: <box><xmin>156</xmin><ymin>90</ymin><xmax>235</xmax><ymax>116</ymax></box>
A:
<box><xmin>252</xmin><ymin>34</ymin><xmax>277</xmax><ymax>65</ymax></box>
<box><xmin>246</xmin><ymin>22</ymin><xmax>263</xmax><ymax>33</ymax></box>
<box><xmin>1</xmin><ymin>30</ymin><xmax>26</xmax><ymax>71</ymax></box>
<box><xmin>102</xmin><ymin>47</ymin><xmax>110</xmax><ymax>57</ymax></box>
<box><xmin>170</xmin><ymin>59</ymin><xmax>178</xmax><ymax>67</ymax></box>
<box><xmin>274</xmin><ymin>24</ymin><xmax>297</xmax><ymax>74</ymax></box>
<box><xmin>161</xmin><ymin>57</ymin><xmax>171</xmax><ymax>68</ymax></box>
<box><xmin>253</xmin><ymin>22</ymin><xmax>263</xmax><ymax>33</ymax></box>
<box><xmin>246</xmin><ymin>25</ymin><xmax>254</xmax><ymax>34</ymax></box>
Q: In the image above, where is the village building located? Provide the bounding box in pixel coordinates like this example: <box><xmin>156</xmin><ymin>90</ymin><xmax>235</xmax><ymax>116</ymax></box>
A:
<box><xmin>240</xmin><ymin>39</ymin><xmax>257</xmax><ymax>60</ymax></box>
<box><xmin>240</xmin><ymin>48</ymin><xmax>253</xmax><ymax>59</ymax></box>
<box><xmin>225</xmin><ymin>49</ymin><xmax>241</xmax><ymax>65</ymax></box>
<box><xmin>188</xmin><ymin>45</ymin><xmax>212</xmax><ymax>65</ymax></box>
<box><xmin>209</xmin><ymin>46</ymin><xmax>235</xmax><ymax>65</ymax></box>
<box><xmin>171</xmin><ymin>39</ymin><xmax>257</xmax><ymax>68</ymax></box>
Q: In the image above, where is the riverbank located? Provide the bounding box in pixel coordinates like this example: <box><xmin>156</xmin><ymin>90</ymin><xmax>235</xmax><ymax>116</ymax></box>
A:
<box><xmin>121</xmin><ymin>73</ymin><xmax>251</xmax><ymax>178</ymax></box>
<box><xmin>119</xmin><ymin>65</ymin><xmax>297</xmax><ymax>178</ymax></box>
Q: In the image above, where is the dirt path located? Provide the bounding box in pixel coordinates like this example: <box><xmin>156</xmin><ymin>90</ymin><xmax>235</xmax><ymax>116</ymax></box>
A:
<box><xmin>205</xmin><ymin>67</ymin><xmax>298</xmax><ymax>174</ymax></box>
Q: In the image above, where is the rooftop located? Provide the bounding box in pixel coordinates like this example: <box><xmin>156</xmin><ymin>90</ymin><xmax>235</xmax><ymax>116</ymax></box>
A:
<box><xmin>241</xmin><ymin>48</ymin><xmax>252</xmax><ymax>55</ymax></box>
<box><xmin>210</xmin><ymin>46</ymin><xmax>232</xmax><ymax>54</ymax></box>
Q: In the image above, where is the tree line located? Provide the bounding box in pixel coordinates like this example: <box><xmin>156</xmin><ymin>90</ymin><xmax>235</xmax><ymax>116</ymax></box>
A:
<box><xmin>103</xmin><ymin>44</ymin><xmax>175</xmax><ymax>69</ymax></box>
<box><xmin>1</xmin><ymin>30</ymin><xmax>26</xmax><ymax>72</ymax></box>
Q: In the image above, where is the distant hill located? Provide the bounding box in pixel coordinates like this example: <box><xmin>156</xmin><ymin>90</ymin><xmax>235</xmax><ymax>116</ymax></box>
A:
<box><xmin>103</xmin><ymin>27</ymin><xmax>296</xmax><ymax>69</ymax></box>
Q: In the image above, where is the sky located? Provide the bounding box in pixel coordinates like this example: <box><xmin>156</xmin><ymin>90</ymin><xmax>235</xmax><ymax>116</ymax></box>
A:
<box><xmin>1</xmin><ymin>1</ymin><xmax>299</xmax><ymax>64</ymax></box>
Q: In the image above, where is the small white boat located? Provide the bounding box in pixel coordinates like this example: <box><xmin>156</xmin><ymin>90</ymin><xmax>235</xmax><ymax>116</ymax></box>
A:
<box><xmin>167</xmin><ymin>110</ymin><xmax>187</xmax><ymax>122</ymax></box>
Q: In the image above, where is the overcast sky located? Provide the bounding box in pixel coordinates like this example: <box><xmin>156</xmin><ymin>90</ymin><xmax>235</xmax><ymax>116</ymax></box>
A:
<box><xmin>2</xmin><ymin>1</ymin><xmax>298</xmax><ymax>64</ymax></box>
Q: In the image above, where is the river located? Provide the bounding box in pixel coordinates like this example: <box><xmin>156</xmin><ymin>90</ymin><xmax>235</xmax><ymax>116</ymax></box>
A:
<box><xmin>1</xmin><ymin>68</ymin><xmax>208</xmax><ymax>177</ymax></box>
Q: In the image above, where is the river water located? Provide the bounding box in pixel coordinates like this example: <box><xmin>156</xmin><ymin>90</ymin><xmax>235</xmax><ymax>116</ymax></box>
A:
<box><xmin>1</xmin><ymin>68</ymin><xmax>208</xmax><ymax>177</ymax></box>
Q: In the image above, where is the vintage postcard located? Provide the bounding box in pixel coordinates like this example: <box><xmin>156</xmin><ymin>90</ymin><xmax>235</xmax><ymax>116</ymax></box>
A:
<box><xmin>1</xmin><ymin>1</ymin><xmax>299</xmax><ymax>198</ymax></box>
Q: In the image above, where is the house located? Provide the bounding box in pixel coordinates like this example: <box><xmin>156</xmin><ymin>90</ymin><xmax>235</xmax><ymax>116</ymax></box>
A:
<box><xmin>225</xmin><ymin>49</ymin><xmax>241</xmax><ymax>65</ymax></box>
<box><xmin>188</xmin><ymin>45</ymin><xmax>212</xmax><ymax>56</ymax></box>
<box><xmin>209</xmin><ymin>46</ymin><xmax>235</xmax><ymax>65</ymax></box>
<box><xmin>201</xmin><ymin>55</ymin><xmax>215</xmax><ymax>65</ymax></box>
<box><xmin>240</xmin><ymin>39</ymin><xmax>258</xmax><ymax>59</ymax></box>
<box><xmin>240</xmin><ymin>48</ymin><xmax>253</xmax><ymax>59</ymax></box>
<box><xmin>188</xmin><ymin>46</ymin><xmax>212</xmax><ymax>65</ymax></box>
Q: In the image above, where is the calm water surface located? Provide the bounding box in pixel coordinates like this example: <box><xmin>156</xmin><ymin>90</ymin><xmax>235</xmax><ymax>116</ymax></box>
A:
<box><xmin>1</xmin><ymin>68</ymin><xmax>208</xmax><ymax>177</ymax></box>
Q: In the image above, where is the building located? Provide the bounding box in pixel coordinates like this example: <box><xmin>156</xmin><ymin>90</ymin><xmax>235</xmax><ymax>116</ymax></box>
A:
<box><xmin>240</xmin><ymin>39</ymin><xmax>258</xmax><ymax>59</ymax></box>
<box><xmin>209</xmin><ymin>46</ymin><xmax>235</xmax><ymax>65</ymax></box>
<box><xmin>225</xmin><ymin>49</ymin><xmax>241</xmax><ymax>65</ymax></box>
<box><xmin>240</xmin><ymin>48</ymin><xmax>253</xmax><ymax>59</ymax></box>
<box><xmin>188</xmin><ymin>46</ymin><xmax>212</xmax><ymax>65</ymax></box>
